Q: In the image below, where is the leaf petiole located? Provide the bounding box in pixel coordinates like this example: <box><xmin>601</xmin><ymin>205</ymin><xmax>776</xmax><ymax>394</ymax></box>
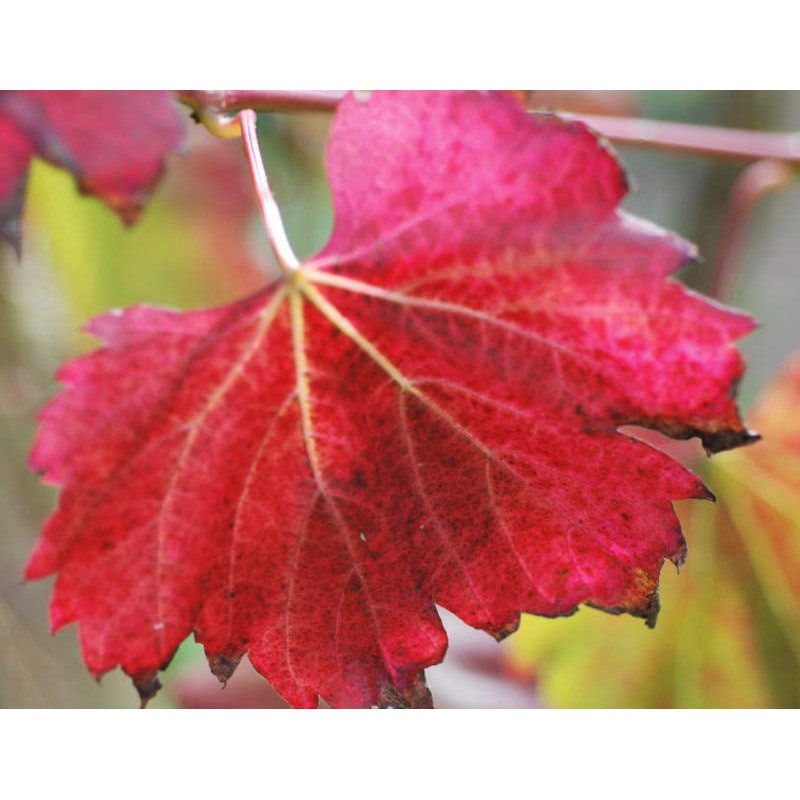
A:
<box><xmin>239</xmin><ymin>108</ymin><xmax>300</xmax><ymax>278</ymax></box>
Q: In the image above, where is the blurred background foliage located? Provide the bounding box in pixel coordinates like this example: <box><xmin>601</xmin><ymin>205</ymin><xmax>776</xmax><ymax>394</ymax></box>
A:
<box><xmin>1</xmin><ymin>91</ymin><xmax>798</xmax><ymax>708</ymax></box>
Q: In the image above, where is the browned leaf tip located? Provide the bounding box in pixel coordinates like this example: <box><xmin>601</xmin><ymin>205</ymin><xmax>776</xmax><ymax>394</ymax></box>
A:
<box><xmin>132</xmin><ymin>670</ymin><xmax>162</xmax><ymax>708</ymax></box>
<box><xmin>208</xmin><ymin>653</ymin><xmax>241</xmax><ymax>686</ymax></box>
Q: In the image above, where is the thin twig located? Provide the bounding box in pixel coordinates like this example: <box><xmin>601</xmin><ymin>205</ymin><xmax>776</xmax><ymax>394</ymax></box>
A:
<box><xmin>238</xmin><ymin>109</ymin><xmax>299</xmax><ymax>276</ymax></box>
<box><xmin>179</xmin><ymin>90</ymin><xmax>348</xmax><ymax>116</ymax></box>
<box><xmin>576</xmin><ymin>113</ymin><xmax>800</xmax><ymax>165</ymax></box>
<box><xmin>179</xmin><ymin>91</ymin><xmax>800</xmax><ymax>165</ymax></box>
<box><xmin>710</xmin><ymin>159</ymin><xmax>795</xmax><ymax>303</ymax></box>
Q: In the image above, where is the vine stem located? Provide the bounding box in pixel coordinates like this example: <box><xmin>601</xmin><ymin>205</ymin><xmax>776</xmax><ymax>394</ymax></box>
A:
<box><xmin>179</xmin><ymin>90</ymin><xmax>348</xmax><ymax>116</ymax></box>
<box><xmin>180</xmin><ymin>90</ymin><xmax>800</xmax><ymax>164</ymax></box>
<box><xmin>711</xmin><ymin>159</ymin><xmax>795</xmax><ymax>303</ymax></box>
<box><xmin>577</xmin><ymin>114</ymin><xmax>800</xmax><ymax>164</ymax></box>
<box><xmin>238</xmin><ymin>109</ymin><xmax>299</xmax><ymax>276</ymax></box>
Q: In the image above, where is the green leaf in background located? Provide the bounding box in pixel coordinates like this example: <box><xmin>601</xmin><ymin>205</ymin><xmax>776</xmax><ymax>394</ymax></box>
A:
<box><xmin>24</xmin><ymin>153</ymin><xmax>244</xmax><ymax>326</ymax></box>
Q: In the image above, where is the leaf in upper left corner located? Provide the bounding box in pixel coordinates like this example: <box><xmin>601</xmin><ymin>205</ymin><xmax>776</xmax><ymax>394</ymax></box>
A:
<box><xmin>0</xmin><ymin>91</ymin><xmax>185</xmax><ymax>253</ymax></box>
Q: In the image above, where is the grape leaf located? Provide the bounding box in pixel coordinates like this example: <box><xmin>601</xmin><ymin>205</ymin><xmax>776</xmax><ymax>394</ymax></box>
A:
<box><xmin>507</xmin><ymin>352</ymin><xmax>800</xmax><ymax>708</ymax></box>
<box><xmin>26</xmin><ymin>91</ymin><xmax>756</xmax><ymax>708</ymax></box>
<box><xmin>0</xmin><ymin>90</ymin><xmax>185</xmax><ymax>252</ymax></box>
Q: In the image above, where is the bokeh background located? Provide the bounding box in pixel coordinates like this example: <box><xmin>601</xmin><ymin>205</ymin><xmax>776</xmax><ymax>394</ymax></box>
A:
<box><xmin>1</xmin><ymin>91</ymin><xmax>798</xmax><ymax>708</ymax></box>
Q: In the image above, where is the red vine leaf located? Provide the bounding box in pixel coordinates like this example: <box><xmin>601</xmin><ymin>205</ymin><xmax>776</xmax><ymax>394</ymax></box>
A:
<box><xmin>0</xmin><ymin>90</ymin><xmax>185</xmax><ymax>252</ymax></box>
<box><xmin>26</xmin><ymin>91</ymin><xmax>756</xmax><ymax>708</ymax></box>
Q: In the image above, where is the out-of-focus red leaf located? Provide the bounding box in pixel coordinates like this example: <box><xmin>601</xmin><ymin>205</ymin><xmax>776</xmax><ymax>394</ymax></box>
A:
<box><xmin>26</xmin><ymin>91</ymin><xmax>755</xmax><ymax>708</ymax></box>
<box><xmin>0</xmin><ymin>115</ymin><xmax>32</xmax><ymax>251</ymax></box>
<box><xmin>165</xmin><ymin>131</ymin><xmax>267</xmax><ymax>294</ymax></box>
<box><xmin>0</xmin><ymin>91</ymin><xmax>185</xmax><ymax>251</ymax></box>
